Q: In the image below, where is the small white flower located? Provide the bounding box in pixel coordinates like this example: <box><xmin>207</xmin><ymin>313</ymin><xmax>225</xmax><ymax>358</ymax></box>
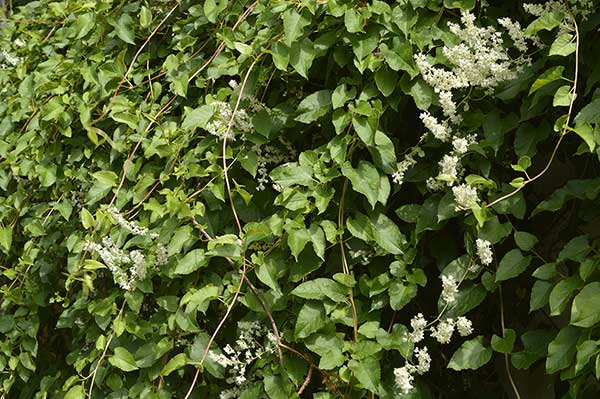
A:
<box><xmin>452</xmin><ymin>184</ymin><xmax>479</xmax><ymax>211</ymax></box>
<box><xmin>438</xmin><ymin>155</ymin><xmax>460</xmax><ymax>181</ymax></box>
<box><xmin>441</xmin><ymin>275</ymin><xmax>458</xmax><ymax>304</ymax></box>
<box><xmin>420</xmin><ymin>112</ymin><xmax>451</xmax><ymax>141</ymax></box>
<box><xmin>393</xmin><ymin>366</ymin><xmax>414</xmax><ymax>395</ymax></box>
<box><xmin>476</xmin><ymin>238</ymin><xmax>493</xmax><ymax>265</ymax></box>
<box><xmin>456</xmin><ymin>317</ymin><xmax>474</xmax><ymax>337</ymax></box>
<box><xmin>431</xmin><ymin>319</ymin><xmax>455</xmax><ymax>344</ymax></box>
<box><xmin>410</xmin><ymin>313</ymin><xmax>427</xmax><ymax>343</ymax></box>
<box><xmin>413</xmin><ymin>347</ymin><xmax>431</xmax><ymax>374</ymax></box>
<box><xmin>452</xmin><ymin>137</ymin><xmax>470</xmax><ymax>154</ymax></box>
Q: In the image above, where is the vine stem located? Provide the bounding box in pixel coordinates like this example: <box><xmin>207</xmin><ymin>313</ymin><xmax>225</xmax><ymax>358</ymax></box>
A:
<box><xmin>183</xmin><ymin>56</ymin><xmax>259</xmax><ymax>399</ymax></box>
<box><xmin>499</xmin><ymin>284</ymin><xmax>521</xmax><ymax>399</ymax></box>
<box><xmin>486</xmin><ymin>16</ymin><xmax>580</xmax><ymax>209</ymax></box>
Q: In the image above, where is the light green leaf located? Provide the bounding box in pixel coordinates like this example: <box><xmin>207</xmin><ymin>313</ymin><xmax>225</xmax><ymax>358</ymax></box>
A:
<box><xmin>80</xmin><ymin>208</ymin><xmax>95</xmax><ymax>230</ymax></box>
<box><xmin>0</xmin><ymin>226</ymin><xmax>12</xmax><ymax>253</ymax></box>
<box><xmin>64</xmin><ymin>385</ymin><xmax>85</xmax><ymax>399</ymax></box>
<box><xmin>295</xmin><ymin>90</ymin><xmax>332</xmax><ymax>123</ymax></box>
<box><xmin>114</xmin><ymin>14</ymin><xmax>136</xmax><ymax>44</ymax></box>
<box><xmin>389</xmin><ymin>281</ymin><xmax>417</xmax><ymax>311</ymax></box>
<box><xmin>448</xmin><ymin>336</ymin><xmax>492</xmax><ymax>370</ymax></box>
<box><xmin>140</xmin><ymin>6</ymin><xmax>152</xmax><ymax>28</ymax></box>
<box><xmin>553</xmin><ymin>85</ymin><xmax>574</xmax><ymax>107</ymax></box>
<box><xmin>550</xmin><ymin>33</ymin><xmax>576</xmax><ymax>56</ymax></box>
<box><xmin>575</xmin><ymin>340</ymin><xmax>598</xmax><ymax>373</ymax></box>
<box><xmin>92</xmin><ymin>170</ymin><xmax>118</xmax><ymax>187</ymax></box>
<box><xmin>571</xmin><ymin>282</ymin><xmax>600</xmax><ymax>327</ymax></box>
<box><xmin>525</xmin><ymin>11</ymin><xmax>564</xmax><ymax>36</ymax></box>
<box><xmin>291</xmin><ymin>278</ymin><xmax>347</xmax><ymax>303</ymax></box>
<box><xmin>204</xmin><ymin>0</ymin><xmax>228</xmax><ymax>23</ymax></box>
<box><xmin>572</xmin><ymin>122</ymin><xmax>596</xmax><ymax>152</ymax></box>
<box><xmin>271</xmin><ymin>163</ymin><xmax>313</xmax><ymax>187</ymax></box>
<box><xmin>305</xmin><ymin>333</ymin><xmax>346</xmax><ymax>369</ymax></box>
<box><xmin>174</xmin><ymin>249</ymin><xmax>207</xmax><ymax>275</ymax></box>
<box><xmin>282</xmin><ymin>8</ymin><xmax>310</xmax><ymax>46</ymax></box>
<box><xmin>182</xmin><ymin>105</ymin><xmax>214</xmax><ymax>130</ymax></box>
<box><xmin>109</xmin><ymin>347</ymin><xmax>139</xmax><ymax>372</ymax></box>
<box><xmin>295</xmin><ymin>302</ymin><xmax>327</xmax><ymax>339</ymax></box>
<box><xmin>161</xmin><ymin>353</ymin><xmax>187</xmax><ymax>376</ymax></box>
<box><xmin>529</xmin><ymin>66</ymin><xmax>564</xmax><ymax>95</ymax></box>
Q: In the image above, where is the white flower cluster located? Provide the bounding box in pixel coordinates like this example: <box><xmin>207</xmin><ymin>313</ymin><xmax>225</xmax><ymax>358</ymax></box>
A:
<box><xmin>257</xmin><ymin>142</ymin><xmax>295</xmax><ymax>191</ymax></box>
<box><xmin>412</xmin><ymin>11</ymin><xmax>532</xmax><ymax>208</ymax></box>
<box><xmin>441</xmin><ymin>275</ymin><xmax>458</xmax><ymax>304</ymax></box>
<box><xmin>206</xmin><ymin>101</ymin><xmax>252</xmax><ymax>140</ymax></box>
<box><xmin>107</xmin><ymin>206</ymin><xmax>157</xmax><ymax>238</ymax></box>
<box><xmin>392</xmin><ymin>146</ymin><xmax>424</xmax><ymax>186</ymax></box>
<box><xmin>452</xmin><ymin>183</ymin><xmax>479</xmax><ymax>211</ymax></box>
<box><xmin>1</xmin><ymin>49</ymin><xmax>23</xmax><ymax>67</ymax></box>
<box><xmin>476</xmin><ymin>238</ymin><xmax>493</xmax><ymax>265</ymax></box>
<box><xmin>524</xmin><ymin>1</ymin><xmax>594</xmax><ymax>20</ymax></box>
<box><xmin>209</xmin><ymin>321</ymin><xmax>278</xmax><ymax>399</ymax></box>
<box><xmin>409</xmin><ymin>313</ymin><xmax>473</xmax><ymax>345</ymax></box>
<box><xmin>393</xmin><ymin>347</ymin><xmax>432</xmax><ymax>394</ymax></box>
<box><xmin>88</xmin><ymin>237</ymin><xmax>146</xmax><ymax>291</ymax></box>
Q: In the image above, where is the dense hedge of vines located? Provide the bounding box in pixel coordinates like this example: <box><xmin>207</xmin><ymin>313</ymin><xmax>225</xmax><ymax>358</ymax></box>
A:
<box><xmin>2</xmin><ymin>0</ymin><xmax>600</xmax><ymax>398</ymax></box>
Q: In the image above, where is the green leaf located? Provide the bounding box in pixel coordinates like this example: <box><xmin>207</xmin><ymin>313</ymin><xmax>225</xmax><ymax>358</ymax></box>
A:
<box><xmin>344</xmin><ymin>9</ymin><xmax>364</xmax><ymax>33</ymax></box>
<box><xmin>287</xmin><ymin>226</ymin><xmax>310</xmax><ymax>259</ymax></box>
<box><xmin>572</xmin><ymin>122</ymin><xmax>596</xmax><ymax>152</ymax></box>
<box><xmin>80</xmin><ymin>208</ymin><xmax>95</xmax><ymax>230</ymax></box>
<box><xmin>496</xmin><ymin>249</ymin><xmax>531</xmax><ymax>282</ymax></box>
<box><xmin>174</xmin><ymin>249</ymin><xmax>207</xmax><ymax>275</ymax></box>
<box><xmin>291</xmin><ymin>278</ymin><xmax>348</xmax><ymax>303</ymax></box>
<box><xmin>331</xmin><ymin>84</ymin><xmax>357</xmax><ymax>109</ymax></box>
<box><xmin>557</xmin><ymin>235</ymin><xmax>590</xmax><ymax>263</ymax></box>
<box><xmin>64</xmin><ymin>385</ymin><xmax>85</xmax><ymax>399</ymax></box>
<box><xmin>271</xmin><ymin>42</ymin><xmax>290</xmax><ymax>71</ymax></box>
<box><xmin>553</xmin><ymin>85</ymin><xmax>574</xmax><ymax>107</ymax></box>
<box><xmin>0</xmin><ymin>226</ymin><xmax>12</xmax><ymax>253</ymax></box>
<box><xmin>571</xmin><ymin>282</ymin><xmax>600</xmax><ymax>328</ymax></box>
<box><xmin>114</xmin><ymin>14</ymin><xmax>136</xmax><ymax>44</ymax></box>
<box><xmin>514</xmin><ymin>231</ymin><xmax>538</xmax><ymax>251</ymax></box>
<box><xmin>574</xmin><ymin>98</ymin><xmax>600</xmax><ymax>124</ymax></box>
<box><xmin>109</xmin><ymin>347</ymin><xmax>139</xmax><ymax>372</ymax></box>
<box><xmin>161</xmin><ymin>353</ymin><xmax>187</xmax><ymax>376</ymax></box>
<box><xmin>289</xmin><ymin>38</ymin><xmax>315</xmax><ymax>78</ymax></box>
<box><xmin>529</xmin><ymin>66</ymin><xmax>564</xmax><ymax>95</ymax></box>
<box><xmin>295</xmin><ymin>90</ymin><xmax>332</xmax><ymax>123</ymax></box>
<box><xmin>182</xmin><ymin>105</ymin><xmax>214</xmax><ymax>130</ymax></box>
<box><xmin>575</xmin><ymin>340</ymin><xmax>598</xmax><ymax>373</ymax></box>
<box><xmin>264</xmin><ymin>372</ymin><xmax>293</xmax><ymax>399</ymax></box>
<box><xmin>389</xmin><ymin>281</ymin><xmax>417</xmax><ymax>310</ymax></box>
<box><xmin>92</xmin><ymin>170</ymin><xmax>118</xmax><ymax>187</ymax></box>
<box><xmin>371</xmin><ymin>213</ymin><xmax>405</xmax><ymax>254</ymax></box>
<box><xmin>139</xmin><ymin>6</ymin><xmax>152</xmax><ymax>28</ymax></box>
<box><xmin>204</xmin><ymin>0</ymin><xmax>227</xmax><ymax>23</ymax></box>
<box><xmin>550</xmin><ymin>33</ymin><xmax>577</xmax><ymax>56</ymax></box>
<box><xmin>491</xmin><ymin>329</ymin><xmax>516</xmax><ymax>354</ymax></box>
<box><xmin>525</xmin><ymin>11</ymin><xmax>564</xmax><ymax>36</ymax></box>
<box><xmin>271</xmin><ymin>163</ymin><xmax>313</xmax><ymax>187</ymax></box>
<box><xmin>530</xmin><ymin>280</ymin><xmax>553</xmax><ymax>312</ymax></box>
<box><xmin>282</xmin><ymin>8</ymin><xmax>310</xmax><ymax>47</ymax></box>
<box><xmin>305</xmin><ymin>333</ymin><xmax>346</xmax><ymax>369</ymax></box>
<box><xmin>342</xmin><ymin>161</ymin><xmax>390</xmax><ymax>209</ymax></box>
<box><xmin>448</xmin><ymin>336</ymin><xmax>492</xmax><ymax>371</ymax></box>
<box><xmin>546</xmin><ymin>326</ymin><xmax>580</xmax><ymax>374</ymax></box>
<box><xmin>532</xmin><ymin>263</ymin><xmax>558</xmax><ymax>280</ymax></box>
<box><xmin>295</xmin><ymin>302</ymin><xmax>327</xmax><ymax>339</ymax></box>
<box><xmin>375</xmin><ymin>67</ymin><xmax>397</xmax><ymax>97</ymax></box>
<box><xmin>348</xmin><ymin>357</ymin><xmax>381</xmax><ymax>394</ymax></box>
<box><xmin>443</xmin><ymin>0</ymin><xmax>475</xmax><ymax>10</ymax></box>
<box><xmin>549</xmin><ymin>276</ymin><xmax>582</xmax><ymax>316</ymax></box>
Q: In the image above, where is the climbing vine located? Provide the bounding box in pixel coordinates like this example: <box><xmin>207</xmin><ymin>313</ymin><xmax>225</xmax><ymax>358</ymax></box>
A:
<box><xmin>1</xmin><ymin>0</ymin><xmax>600</xmax><ymax>398</ymax></box>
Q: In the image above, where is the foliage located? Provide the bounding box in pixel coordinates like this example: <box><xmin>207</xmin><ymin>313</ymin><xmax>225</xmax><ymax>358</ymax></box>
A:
<box><xmin>1</xmin><ymin>0</ymin><xmax>600</xmax><ymax>398</ymax></box>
